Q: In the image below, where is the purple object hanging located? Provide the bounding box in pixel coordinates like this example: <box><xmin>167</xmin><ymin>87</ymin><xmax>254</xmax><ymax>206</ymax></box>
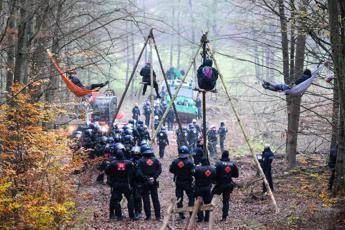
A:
<box><xmin>202</xmin><ymin>66</ymin><xmax>213</xmax><ymax>79</ymax></box>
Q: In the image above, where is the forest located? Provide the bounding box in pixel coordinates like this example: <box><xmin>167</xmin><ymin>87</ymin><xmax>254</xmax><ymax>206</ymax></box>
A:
<box><xmin>0</xmin><ymin>0</ymin><xmax>344</xmax><ymax>229</ymax></box>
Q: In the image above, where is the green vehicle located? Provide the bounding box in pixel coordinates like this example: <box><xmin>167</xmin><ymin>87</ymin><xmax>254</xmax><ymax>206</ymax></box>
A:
<box><xmin>165</xmin><ymin>75</ymin><xmax>198</xmax><ymax>123</ymax></box>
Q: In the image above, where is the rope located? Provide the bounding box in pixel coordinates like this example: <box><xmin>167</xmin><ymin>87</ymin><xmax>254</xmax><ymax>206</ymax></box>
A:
<box><xmin>208</xmin><ymin>44</ymin><xmax>280</xmax><ymax>213</ymax></box>
<box><xmin>151</xmin><ymin>33</ymin><xmax>187</xmax><ymax>145</ymax></box>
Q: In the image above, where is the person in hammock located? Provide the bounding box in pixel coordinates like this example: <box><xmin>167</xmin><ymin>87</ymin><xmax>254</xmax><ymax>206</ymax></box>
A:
<box><xmin>139</xmin><ymin>63</ymin><xmax>161</xmax><ymax>98</ymax></box>
<box><xmin>262</xmin><ymin>69</ymin><xmax>312</xmax><ymax>92</ymax></box>
<box><xmin>66</xmin><ymin>69</ymin><xmax>109</xmax><ymax>90</ymax></box>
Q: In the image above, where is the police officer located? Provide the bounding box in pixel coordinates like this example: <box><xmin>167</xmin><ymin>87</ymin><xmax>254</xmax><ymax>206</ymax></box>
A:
<box><xmin>143</xmin><ymin>101</ymin><xmax>151</xmax><ymax>127</ymax></box>
<box><xmin>187</xmin><ymin>123</ymin><xmax>199</xmax><ymax>151</ymax></box>
<box><xmin>81</xmin><ymin>128</ymin><xmax>96</xmax><ymax>149</ymax></box>
<box><xmin>105</xmin><ymin>148</ymin><xmax>137</xmax><ymax>220</ymax></box>
<box><xmin>218</xmin><ymin>122</ymin><xmax>228</xmax><ymax>153</ymax></box>
<box><xmin>157</xmin><ymin>127</ymin><xmax>169</xmax><ymax>159</ymax></box>
<box><xmin>194</xmin><ymin>158</ymin><xmax>216</xmax><ymax>222</ymax></box>
<box><xmin>213</xmin><ymin>150</ymin><xmax>239</xmax><ymax>221</ymax></box>
<box><xmin>131</xmin><ymin>146</ymin><xmax>144</xmax><ymax>218</ymax></box>
<box><xmin>137</xmin><ymin>146</ymin><xmax>162</xmax><ymax>220</ymax></box>
<box><xmin>169</xmin><ymin>146</ymin><xmax>195</xmax><ymax>219</ymax></box>
<box><xmin>154</xmin><ymin>104</ymin><xmax>162</xmax><ymax>119</ymax></box>
<box><xmin>154</xmin><ymin>115</ymin><xmax>159</xmax><ymax>130</ymax></box>
<box><xmin>141</xmin><ymin>125</ymin><xmax>151</xmax><ymax>141</ymax></box>
<box><xmin>258</xmin><ymin>144</ymin><xmax>274</xmax><ymax>193</ymax></box>
<box><xmin>193</xmin><ymin>140</ymin><xmax>204</xmax><ymax>166</ymax></box>
<box><xmin>167</xmin><ymin>107</ymin><xmax>175</xmax><ymax>131</ymax></box>
<box><xmin>328</xmin><ymin>147</ymin><xmax>337</xmax><ymax>190</ymax></box>
<box><xmin>122</xmin><ymin>136</ymin><xmax>134</xmax><ymax>159</ymax></box>
<box><xmin>192</xmin><ymin>119</ymin><xmax>201</xmax><ymax>133</ymax></box>
<box><xmin>96</xmin><ymin>138</ymin><xmax>115</xmax><ymax>183</ymax></box>
<box><xmin>207</xmin><ymin>125</ymin><xmax>218</xmax><ymax>158</ymax></box>
<box><xmin>176</xmin><ymin>128</ymin><xmax>182</xmax><ymax>149</ymax></box>
<box><xmin>93</xmin><ymin>135</ymin><xmax>108</xmax><ymax>158</ymax></box>
<box><xmin>132</xmin><ymin>104</ymin><xmax>141</xmax><ymax>121</ymax></box>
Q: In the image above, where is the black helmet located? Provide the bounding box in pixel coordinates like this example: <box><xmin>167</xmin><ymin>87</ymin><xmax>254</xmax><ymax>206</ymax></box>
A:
<box><xmin>100</xmin><ymin>136</ymin><xmax>108</xmax><ymax>143</ymax></box>
<box><xmin>143</xmin><ymin>147</ymin><xmax>154</xmax><ymax>156</ymax></box>
<box><xmin>122</xmin><ymin>135</ymin><xmax>133</xmax><ymax>145</ymax></box>
<box><xmin>89</xmin><ymin>123</ymin><xmax>96</xmax><ymax>130</ymax></box>
<box><xmin>114</xmin><ymin>133</ymin><xmax>122</xmax><ymax>143</ymax></box>
<box><xmin>161</xmin><ymin>127</ymin><xmax>166</xmax><ymax>132</ymax></box>
<box><xmin>140</xmin><ymin>140</ymin><xmax>148</xmax><ymax>146</ymax></box>
<box><xmin>140</xmin><ymin>144</ymin><xmax>151</xmax><ymax>154</ymax></box>
<box><xmin>178</xmin><ymin>145</ymin><xmax>190</xmax><ymax>155</ymax></box>
<box><xmin>131</xmin><ymin>146</ymin><xmax>141</xmax><ymax>156</ymax></box>
<box><xmin>114</xmin><ymin>143</ymin><xmax>125</xmax><ymax>152</ymax></box>
<box><xmin>124</xmin><ymin>129</ymin><xmax>133</xmax><ymax>136</ymax></box>
<box><xmin>137</xmin><ymin>120</ymin><xmax>144</xmax><ymax>126</ymax></box>
<box><xmin>84</xmin><ymin>129</ymin><xmax>93</xmax><ymax>137</ymax></box>
<box><xmin>107</xmin><ymin>136</ymin><xmax>114</xmax><ymax>144</ymax></box>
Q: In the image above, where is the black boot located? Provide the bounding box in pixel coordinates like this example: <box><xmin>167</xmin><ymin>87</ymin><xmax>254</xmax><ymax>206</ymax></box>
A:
<box><xmin>109</xmin><ymin>210</ymin><xmax>116</xmax><ymax>220</ymax></box>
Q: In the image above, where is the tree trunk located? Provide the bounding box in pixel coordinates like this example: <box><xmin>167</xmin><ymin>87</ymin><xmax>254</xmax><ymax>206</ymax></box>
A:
<box><xmin>287</xmin><ymin>1</ymin><xmax>307</xmax><ymax>168</ymax></box>
<box><xmin>328</xmin><ymin>0</ymin><xmax>345</xmax><ymax>195</ymax></box>
<box><xmin>5</xmin><ymin>0</ymin><xmax>16</xmax><ymax>91</ymax></box>
<box><xmin>330</xmin><ymin>78</ymin><xmax>339</xmax><ymax>149</ymax></box>
<box><xmin>125</xmin><ymin>21</ymin><xmax>129</xmax><ymax>86</ymax></box>
<box><xmin>177</xmin><ymin>0</ymin><xmax>181</xmax><ymax>69</ymax></box>
<box><xmin>46</xmin><ymin>0</ymin><xmax>63</xmax><ymax>102</ymax></box>
<box><xmin>169</xmin><ymin>7</ymin><xmax>174</xmax><ymax>68</ymax></box>
<box><xmin>13</xmin><ymin>0</ymin><xmax>29</xmax><ymax>84</ymax></box>
<box><xmin>130</xmin><ymin>21</ymin><xmax>136</xmax><ymax>96</ymax></box>
<box><xmin>278</xmin><ymin>0</ymin><xmax>289</xmax><ymax>83</ymax></box>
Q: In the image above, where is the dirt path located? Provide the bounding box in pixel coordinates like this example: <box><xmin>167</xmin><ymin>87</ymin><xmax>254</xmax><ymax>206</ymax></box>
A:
<box><xmin>72</xmin><ymin>129</ymin><xmax>344</xmax><ymax>229</ymax></box>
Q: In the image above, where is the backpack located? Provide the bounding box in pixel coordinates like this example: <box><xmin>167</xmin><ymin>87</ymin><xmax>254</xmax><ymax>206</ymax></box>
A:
<box><xmin>197</xmin><ymin>64</ymin><xmax>218</xmax><ymax>91</ymax></box>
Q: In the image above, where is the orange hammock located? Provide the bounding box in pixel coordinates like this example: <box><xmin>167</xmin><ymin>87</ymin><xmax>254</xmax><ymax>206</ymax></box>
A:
<box><xmin>47</xmin><ymin>49</ymin><xmax>99</xmax><ymax>97</ymax></box>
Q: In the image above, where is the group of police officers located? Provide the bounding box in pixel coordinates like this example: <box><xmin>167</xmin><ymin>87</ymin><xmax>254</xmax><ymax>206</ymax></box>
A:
<box><xmin>71</xmin><ymin>99</ymin><xmax>247</xmax><ymax>223</ymax></box>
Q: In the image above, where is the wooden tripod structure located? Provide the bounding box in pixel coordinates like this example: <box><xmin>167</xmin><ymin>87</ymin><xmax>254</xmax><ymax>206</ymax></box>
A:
<box><xmin>110</xmin><ymin>29</ymin><xmax>187</xmax><ymax>142</ymax></box>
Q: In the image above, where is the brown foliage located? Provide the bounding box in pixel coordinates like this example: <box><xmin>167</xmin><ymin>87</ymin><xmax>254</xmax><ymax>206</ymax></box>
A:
<box><xmin>0</xmin><ymin>84</ymin><xmax>76</xmax><ymax>228</ymax></box>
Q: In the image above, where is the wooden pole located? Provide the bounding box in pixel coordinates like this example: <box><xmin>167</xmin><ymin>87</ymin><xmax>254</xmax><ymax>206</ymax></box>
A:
<box><xmin>201</xmin><ymin>32</ymin><xmax>209</xmax><ymax>160</ymax></box>
<box><xmin>110</xmin><ymin>30</ymin><xmax>151</xmax><ymax>129</ymax></box>
<box><xmin>149</xmin><ymin>37</ymin><xmax>155</xmax><ymax>135</ymax></box>
<box><xmin>160</xmin><ymin>198</ymin><xmax>177</xmax><ymax>230</ymax></box>
<box><xmin>151</xmin><ymin>32</ymin><xmax>187</xmax><ymax>145</ymax></box>
<box><xmin>209</xmin><ymin>44</ymin><xmax>279</xmax><ymax>213</ymax></box>
<box><xmin>208</xmin><ymin>200</ymin><xmax>215</xmax><ymax>230</ymax></box>
<box><xmin>186</xmin><ymin>196</ymin><xmax>202</xmax><ymax>230</ymax></box>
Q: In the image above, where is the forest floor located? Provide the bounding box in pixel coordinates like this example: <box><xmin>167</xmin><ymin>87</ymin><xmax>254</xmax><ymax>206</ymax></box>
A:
<box><xmin>68</xmin><ymin>98</ymin><xmax>345</xmax><ymax>229</ymax></box>
<box><xmin>71</xmin><ymin>135</ymin><xmax>345</xmax><ymax>230</ymax></box>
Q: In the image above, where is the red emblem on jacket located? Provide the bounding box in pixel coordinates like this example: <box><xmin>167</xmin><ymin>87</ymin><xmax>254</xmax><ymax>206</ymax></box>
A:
<box><xmin>225</xmin><ymin>165</ymin><xmax>231</xmax><ymax>173</ymax></box>
<box><xmin>117</xmin><ymin>162</ymin><xmax>125</xmax><ymax>171</ymax></box>
<box><xmin>177</xmin><ymin>161</ymin><xmax>184</xmax><ymax>168</ymax></box>
<box><xmin>146</xmin><ymin>159</ymin><xmax>154</xmax><ymax>166</ymax></box>
<box><xmin>204</xmin><ymin>169</ymin><xmax>211</xmax><ymax>177</ymax></box>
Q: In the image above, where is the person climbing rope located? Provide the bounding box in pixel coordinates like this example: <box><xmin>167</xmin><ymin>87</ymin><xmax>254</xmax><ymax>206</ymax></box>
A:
<box><xmin>139</xmin><ymin>63</ymin><xmax>161</xmax><ymax>98</ymax></box>
<box><xmin>262</xmin><ymin>69</ymin><xmax>312</xmax><ymax>92</ymax></box>
<box><xmin>66</xmin><ymin>69</ymin><xmax>109</xmax><ymax>90</ymax></box>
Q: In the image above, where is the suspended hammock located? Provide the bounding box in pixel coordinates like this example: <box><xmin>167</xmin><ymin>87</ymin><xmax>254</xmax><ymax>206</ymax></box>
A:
<box><xmin>259</xmin><ymin>64</ymin><xmax>325</xmax><ymax>96</ymax></box>
<box><xmin>47</xmin><ymin>49</ymin><xmax>100</xmax><ymax>97</ymax></box>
